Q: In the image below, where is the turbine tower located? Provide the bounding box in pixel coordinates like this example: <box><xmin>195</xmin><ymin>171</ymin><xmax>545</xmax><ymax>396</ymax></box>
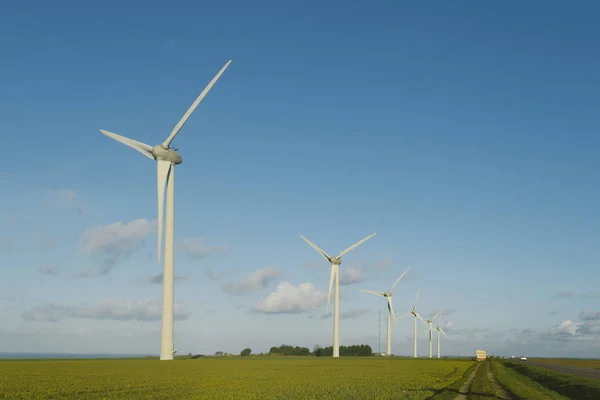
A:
<box><xmin>422</xmin><ymin>309</ymin><xmax>444</xmax><ymax>359</ymax></box>
<box><xmin>99</xmin><ymin>60</ymin><xmax>232</xmax><ymax>361</ymax></box>
<box><xmin>435</xmin><ymin>309</ymin><xmax>450</xmax><ymax>358</ymax></box>
<box><xmin>397</xmin><ymin>288</ymin><xmax>426</xmax><ymax>358</ymax></box>
<box><xmin>359</xmin><ymin>267</ymin><xmax>410</xmax><ymax>356</ymax></box>
<box><xmin>300</xmin><ymin>233</ymin><xmax>376</xmax><ymax>358</ymax></box>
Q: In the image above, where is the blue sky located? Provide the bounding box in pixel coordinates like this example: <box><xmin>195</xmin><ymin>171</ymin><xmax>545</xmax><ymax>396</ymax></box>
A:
<box><xmin>1</xmin><ymin>0</ymin><xmax>599</xmax><ymax>358</ymax></box>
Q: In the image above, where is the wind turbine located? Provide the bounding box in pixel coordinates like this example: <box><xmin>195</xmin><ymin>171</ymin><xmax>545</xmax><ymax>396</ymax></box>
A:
<box><xmin>300</xmin><ymin>233</ymin><xmax>376</xmax><ymax>358</ymax></box>
<box><xmin>422</xmin><ymin>309</ymin><xmax>444</xmax><ymax>359</ymax></box>
<box><xmin>99</xmin><ymin>60</ymin><xmax>232</xmax><ymax>361</ymax></box>
<box><xmin>435</xmin><ymin>309</ymin><xmax>450</xmax><ymax>359</ymax></box>
<box><xmin>397</xmin><ymin>288</ymin><xmax>426</xmax><ymax>358</ymax></box>
<box><xmin>359</xmin><ymin>267</ymin><xmax>410</xmax><ymax>356</ymax></box>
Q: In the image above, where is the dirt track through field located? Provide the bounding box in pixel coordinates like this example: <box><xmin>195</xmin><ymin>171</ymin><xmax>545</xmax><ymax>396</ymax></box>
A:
<box><xmin>516</xmin><ymin>360</ymin><xmax>600</xmax><ymax>381</ymax></box>
<box><xmin>455</xmin><ymin>363</ymin><xmax>480</xmax><ymax>400</ymax></box>
<box><xmin>486</xmin><ymin>367</ymin><xmax>510</xmax><ymax>399</ymax></box>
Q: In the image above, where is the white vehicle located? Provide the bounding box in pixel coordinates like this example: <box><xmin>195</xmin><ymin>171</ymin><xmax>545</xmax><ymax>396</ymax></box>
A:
<box><xmin>520</xmin><ymin>356</ymin><xmax>527</xmax><ymax>361</ymax></box>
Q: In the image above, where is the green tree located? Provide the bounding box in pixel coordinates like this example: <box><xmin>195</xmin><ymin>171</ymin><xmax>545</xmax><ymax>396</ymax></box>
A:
<box><xmin>240</xmin><ymin>348</ymin><xmax>252</xmax><ymax>356</ymax></box>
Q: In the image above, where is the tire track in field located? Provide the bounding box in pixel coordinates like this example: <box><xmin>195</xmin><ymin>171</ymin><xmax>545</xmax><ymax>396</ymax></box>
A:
<box><xmin>455</xmin><ymin>362</ymin><xmax>481</xmax><ymax>400</ymax></box>
<box><xmin>486</xmin><ymin>365</ymin><xmax>510</xmax><ymax>399</ymax></box>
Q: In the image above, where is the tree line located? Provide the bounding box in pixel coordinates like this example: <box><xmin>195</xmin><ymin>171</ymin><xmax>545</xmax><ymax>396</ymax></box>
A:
<box><xmin>265</xmin><ymin>344</ymin><xmax>372</xmax><ymax>357</ymax></box>
<box><xmin>312</xmin><ymin>345</ymin><xmax>372</xmax><ymax>357</ymax></box>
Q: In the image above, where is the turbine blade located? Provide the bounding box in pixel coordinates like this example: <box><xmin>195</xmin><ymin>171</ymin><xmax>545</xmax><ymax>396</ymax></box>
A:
<box><xmin>388</xmin><ymin>296</ymin><xmax>397</xmax><ymax>325</ymax></box>
<box><xmin>416</xmin><ymin>313</ymin><xmax>428</xmax><ymax>326</ymax></box>
<box><xmin>439</xmin><ymin>328</ymin><xmax>450</xmax><ymax>339</ymax></box>
<box><xmin>300</xmin><ymin>235</ymin><xmax>331</xmax><ymax>261</ymax></box>
<box><xmin>100</xmin><ymin>130</ymin><xmax>154</xmax><ymax>160</ymax></box>
<box><xmin>335</xmin><ymin>232</ymin><xmax>376</xmax><ymax>259</ymax></box>
<box><xmin>437</xmin><ymin>309</ymin><xmax>445</xmax><ymax>327</ymax></box>
<box><xmin>326</xmin><ymin>264</ymin><xmax>335</xmax><ymax>312</ymax></box>
<box><xmin>156</xmin><ymin>161</ymin><xmax>172</xmax><ymax>264</ymax></box>
<box><xmin>414</xmin><ymin>288</ymin><xmax>420</xmax><ymax>308</ymax></box>
<box><xmin>162</xmin><ymin>60</ymin><xmax>232</xmax><ymax>148</ymax></box>
<box><xmin>395</xmin><ymin>312</ymin><xmax>411</xmax><ymax>320</ymax></box>
<box><xmin>358</xmin><ymin>289</ymin><xmax>385</xmax><ymax>297</ymax></box>
<box><xmin>430</xmin><ymin>308</ymin><xmax>445</xmax><ymax>320</ymax></box>
<box><xmin>388</xmin><ymin>266</ymin><xmax>410</xmax><ymax>293</ymax></box>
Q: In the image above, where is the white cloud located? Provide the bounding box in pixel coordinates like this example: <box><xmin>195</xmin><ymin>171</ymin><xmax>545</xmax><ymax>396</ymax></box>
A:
<box><xmin>222</xmin><ymin>267</ymin><xmax>282</xmax><ymax>294</ymax></box>
<box><xmin>51</xmin><ymin>189</ymin><xmax>84</xmax><ymax>215</ymax></box>
<box><xmin>339</xmin><ymin>266</ymin><xmax>364</xmax><ymax>286</ymax></box>
<box><xmin>426</xmin><ymin>308</ymin><xmax>456</xmax><ymax>318</ymax></box>
<box><xmin>578</xmin><ymin>320</ymin><xmax>600</xmax><ymax>335</ymax></box>
<box><xmin>551</xmin><ymin>291</ymin><xmax>574</xmax><ymax>299</ymax></box>
<box><xmin>72</xmin><ymin>268</ymin><xmax>92</xmax><ymax>278</ymax></box>
<box><xmin>321</xmin><ymin>308</ymin><xmax>370</xmax><ymax>320</ymax></box>
<box><xmin>370</xmin><ymin>256</ymin><xmax>393</xmax><ymax>270</ymax></box>
<box><xmin>202</xmin><ymin>266</ymin><xmax>227</xmax><ymax>281</ymax></box>
<box><xmin>37</xmin><ymin>265</ymin><xmax>60</xmax><ymax>276</ymax></box>
<box><xmin>178</xmin><ymin>238</ymin><xmax>228</xmax><ymax>260</ymax></box>
<box><xmin>579</xmin><ymin>311</ymin><xmax>600</xmax><ymax>321</ymax></box>
<box><xmin>56</xmin><ymin>189</ymin><xmax>76</xmax><ymax>202</ymax></box>
<box><xmin>548</xmin><ymin>311</ymin><xmax>600</xmax><ymax>339</ymax></box>
<box><xmin>144</xmin><ymin>273</ymin><xmax>187</xmax><ymax>284</ymax></box>
<box><xmin>551</xmin><ymin>320</ymin><xmax>580</xmax><ymax>336</ymax></box>
<box><xmin>551</xmin><ymin>291</ymin><xmax>600</xmax><ymax>300</ymax></box>
<box><xmin>253</xmin><ymin>282</ymin><xmax>328</xmax><ymax>314</ymax></box>
<box><xmin>21</xmin><ymin>299</ymin><xmax>191</xmax><ymax>322</ymax></box>
<box><xmin>80</xmin><ymin>218</ymin><xmax>155</xmax><ymax>275</ymax></box>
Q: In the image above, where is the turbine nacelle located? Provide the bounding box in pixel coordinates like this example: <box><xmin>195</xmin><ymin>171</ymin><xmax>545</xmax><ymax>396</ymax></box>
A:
<box><xmin>330</xmin><ymin>258</ymin><xmax>342</xmax><ymax>265</ymax></box>
<box><xmin>152</xmin><ymin>145</ymin><xmax>183</xmax><ymax>165</ymax></box>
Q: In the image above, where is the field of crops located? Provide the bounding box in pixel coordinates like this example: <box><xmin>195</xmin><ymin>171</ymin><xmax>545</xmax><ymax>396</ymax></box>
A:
<box><xmin>0</xmin><ymin>357</ymin><xmax>472</xmax><ymax>399</ymax></box>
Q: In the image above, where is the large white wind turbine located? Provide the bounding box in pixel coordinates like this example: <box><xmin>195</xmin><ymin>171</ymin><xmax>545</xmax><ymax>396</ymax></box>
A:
<box><xmin>397</xmin><ymin>288</ymin><xmax>426</xmax><ymax>358</ymax></box>
<box><xmin>422</xmin><ymin>309</ymin><xmax>444</xmax><ymax>359</ymax></box>
<box><xmin>435</xmin><ymin>309</ymin><xmax>450</xmax><ymax>359</ymax></box>
<box><xmin>99</xmin><ymin>60</ymin><xmax>232</xmax><ymax>361</ymax></box>
<box><xmin>359</xmin><ymin>267</ymin><xmax>410</xmax><ymax>356</ymax></box>
<box><xmin>300</xmin><ymin>233</ymin><xmax>376</xmax><ymax>358</ymax></box>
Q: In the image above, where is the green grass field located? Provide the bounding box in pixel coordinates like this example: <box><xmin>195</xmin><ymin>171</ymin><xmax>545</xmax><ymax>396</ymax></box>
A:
<box><xmin>0</xmin><ymin>357</ymin><xmax>472</xmax><ymax>399</ymax></box>
<box><xmin>1</xmin><ymin>357</ymin><xmax>599</xmax><ymax>399</ymax></box>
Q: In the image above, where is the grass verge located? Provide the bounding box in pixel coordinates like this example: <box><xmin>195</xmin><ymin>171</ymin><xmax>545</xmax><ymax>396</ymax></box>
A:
<box><xmin>490</xmin><ymin>361</ymin><xmax>568</xmax><ymax>400</ymax></box>
<box><xmin>503</xmin><ymin>361</ymin><xmax>600</xmax><ymax>400</ymax></box>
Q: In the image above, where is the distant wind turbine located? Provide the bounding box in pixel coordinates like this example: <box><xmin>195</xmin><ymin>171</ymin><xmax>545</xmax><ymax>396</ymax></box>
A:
<box><xmin>359</xmin><ymin>267</ymin><xmax>410</xmax><ymax>355</ymax></box>
<box><xmin>397</xmin><ymin>288</ymin><xmax>426</xmax><ymax>358</ymax></box>
<box><xmin>436</xmin><ymin>309</ymin><xmax>450</xmax><ymax>358</ymax></box>
<box><xmin>300</xmin><ymin>233</ymin><xmax>376</xmax><ymax>358</ymax></box>
<box><xmin>99</xmin><ymin>60</ymin><xmax>232</xmax><ymax>360</ymax></box>
<box><xmin>422</xmin><ymin>309</ymin><xmax>444</xmax><ymax>359</ymax></box>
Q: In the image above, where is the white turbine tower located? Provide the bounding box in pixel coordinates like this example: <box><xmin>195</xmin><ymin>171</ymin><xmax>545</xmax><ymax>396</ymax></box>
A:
<box><xmin>359</xmin><ymin>267</ymin><xmax>410</xmax><ymax>356</ymax></box>
<box><xmin>99</xmin><ymin>60</ymin><xmax>232</xmax><ymax>361</ymax></box>
<box><xmin>422</xmin><ymin>309</ymin><xmax>444</xmax><ymax>359</ymax></box>
<box><xmin>300</xmin><ymin>233</ymin><xmax>376</xmax><ymax>358</ymax></box>
<box><xmin>397</xmin><ymin>288</ymin><xmax>426</xmax><ymax>358</ymax></box>
<box><xmin>435</xmin><ymin>309</ymin><xmax>450</xmax><ymax>359</ymax></box>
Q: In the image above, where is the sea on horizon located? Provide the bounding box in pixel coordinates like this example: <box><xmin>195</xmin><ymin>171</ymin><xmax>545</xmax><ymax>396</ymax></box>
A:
<box><xmin>0</xmin><ymin>352</ymin><xmax>149</xmax><ymax>359</ymax></box>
